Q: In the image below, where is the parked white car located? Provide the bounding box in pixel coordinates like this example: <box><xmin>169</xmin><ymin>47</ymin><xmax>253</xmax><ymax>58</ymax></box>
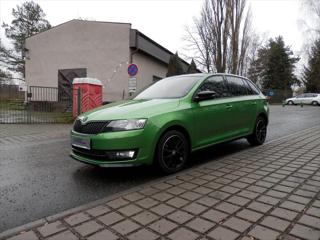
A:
<box><xmin>286</xmin><ymin>93</ymin><xmax>320</xmax><ymax>106</ymax></box>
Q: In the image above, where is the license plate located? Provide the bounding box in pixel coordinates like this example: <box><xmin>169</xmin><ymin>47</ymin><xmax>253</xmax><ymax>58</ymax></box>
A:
<box><xmin>71</xmin><ymin>136</ymin><xmax>91</xmax><ymax>150</ymax></box>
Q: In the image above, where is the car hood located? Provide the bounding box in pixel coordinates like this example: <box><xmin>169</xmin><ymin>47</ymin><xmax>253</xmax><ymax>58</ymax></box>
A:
<box><xmin>80</xmin><ymin>99</ymin><xmax>180</xmax><ymax>121</ymax></box>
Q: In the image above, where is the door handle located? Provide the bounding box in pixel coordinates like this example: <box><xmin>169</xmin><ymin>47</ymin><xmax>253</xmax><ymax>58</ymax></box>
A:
<box><xmin>226</xmin><ymin>104</ymin><xmax>233</xmax><ymax>109</ymax></box>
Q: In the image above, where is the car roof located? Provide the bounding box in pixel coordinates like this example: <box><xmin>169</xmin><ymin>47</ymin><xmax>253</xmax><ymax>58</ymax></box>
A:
<box><xmin>179</xmin><ymin>73</ymin><xmax>250</xmax><ymax>79</ymax></box>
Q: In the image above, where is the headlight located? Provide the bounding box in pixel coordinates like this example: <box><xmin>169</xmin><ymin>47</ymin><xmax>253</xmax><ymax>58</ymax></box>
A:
<box><xmin>102</xmin><ymin>119</ymin><xmax>147</xmax><ymax>132</ymax></box>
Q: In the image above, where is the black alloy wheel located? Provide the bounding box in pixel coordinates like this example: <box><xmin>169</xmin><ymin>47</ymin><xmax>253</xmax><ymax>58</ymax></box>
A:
<box><xmin>247</xmin><ymin>117</ymin><xmax>267</xmax><ymax>146</ymax></box>
<box><xmin>156</xmin><ymin>130</ymin><xmax>189</xmax><ymax>174</ymax></box>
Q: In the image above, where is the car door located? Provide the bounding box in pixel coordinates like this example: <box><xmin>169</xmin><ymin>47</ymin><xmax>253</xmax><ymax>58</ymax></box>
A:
<box><xmin>225</xmin><ymin>76</ymin><xmax>256</xmax><ymax>136</ymax></box>
<box><xmin>304</xmin><ymin>93</ymin><xmax>315</xmax><ymax>104</ymax></box>
<box><xmin>192</xmin><ymin>75</ymin><xmax>233</xmax><ymax>148</ymax></box>
<box><xmin>295</xmin><ymin>94</ymin><xmax>305</xmax><ymax>104</ymax></box>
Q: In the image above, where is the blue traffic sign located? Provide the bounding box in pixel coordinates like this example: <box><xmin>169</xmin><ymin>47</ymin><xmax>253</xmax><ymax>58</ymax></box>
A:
<box><xmin>268</xmin><ymin>90</ymin><xmax>274</xmax><ymax>96</ymax></box>
<box><xmin>128</xmin><ymin>64</ymin><xmax>138</xmax><ymax>76</ymax></box>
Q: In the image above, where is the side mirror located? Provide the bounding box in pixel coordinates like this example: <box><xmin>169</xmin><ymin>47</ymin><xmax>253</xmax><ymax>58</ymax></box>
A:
<box><xmin>194</xmin><ymin>90</ymin><xmax>217</xmax><ymax>102</ymax></box>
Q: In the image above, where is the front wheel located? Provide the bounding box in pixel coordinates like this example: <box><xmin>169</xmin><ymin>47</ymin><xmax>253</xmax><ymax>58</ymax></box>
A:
<box><xmin>156</xmin><ymin>130</ymin><xmax>189</xmax><ymax>174</ymax></box>
<box><xmin>247</xmin><ymin>117</ymin><xmax>267</xmax><ymax>146</ymax></box>
<box><xmin>312</xmin><ymin>101</ymin><xmax>319</xmax><ymax>106</ymax></box>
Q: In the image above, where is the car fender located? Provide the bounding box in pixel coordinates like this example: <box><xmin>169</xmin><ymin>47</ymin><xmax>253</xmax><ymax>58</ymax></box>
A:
<box><xmin>149</xmin><ymin>113</ymin><xmax>194</xmax><ymax>156</ymax></box>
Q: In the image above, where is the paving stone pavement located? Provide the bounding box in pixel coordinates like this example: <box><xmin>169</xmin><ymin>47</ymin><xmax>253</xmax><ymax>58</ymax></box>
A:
<box><xmin>1</xmin><ymin>126</ymin><xmax>320</xmax><ymax>240</ymax></box>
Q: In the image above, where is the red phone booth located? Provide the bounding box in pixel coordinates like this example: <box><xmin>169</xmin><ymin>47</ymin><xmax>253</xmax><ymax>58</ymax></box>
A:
<box><xmin>73</xmin><ymin>78</ymin><xmax>103</xmax><ymax>118</ymax></box>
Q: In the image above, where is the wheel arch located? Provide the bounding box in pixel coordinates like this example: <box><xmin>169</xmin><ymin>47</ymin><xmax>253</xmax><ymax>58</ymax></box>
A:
<box><xmin>159</xmin><ymin>125</ymin><xmax>192</xmax><ymax>150</ymax></box>
<box><xmin>152</xmin><ymin>123</ymin><xmax>192</xmax><ymax>158</ymax></box>
<box><xmin>257</xmin><ymin>112</ymin><xmax>269</xmax><ymax>125</ymax></box>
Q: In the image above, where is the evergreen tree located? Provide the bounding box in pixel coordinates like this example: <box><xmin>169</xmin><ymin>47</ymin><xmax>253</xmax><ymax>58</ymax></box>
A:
<box><xmin>166</xmin><ymin>52</ymin><xmax>185</xmax><ymax>77</ymax></box>
<box><xmin>2</xmin><ymin>1</ymin><xmax>51</xmax><ymax>78</ymax></box>
<box><xmin>248</xmin><ymin>47</ymin><xmax>268</xmax><ymax>84</ymax></box>
<box><xmin>248</xmin><ymin>36</ymin><xmax>299</xmax><ymax>90</ymax></box>
<box><xmin>187</xmin><ymin>59</ymin><xmax>198</xmax><ymax>73</ymax></box>
<box><xmin>302</xmin><ymin>39</ymin><xmax>320</xmax><ymax>92</ymax></box>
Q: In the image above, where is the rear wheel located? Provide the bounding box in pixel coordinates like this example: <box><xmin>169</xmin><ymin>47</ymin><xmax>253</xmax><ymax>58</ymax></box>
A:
<box><xmin>247</xmin><ymin>117</ymin><xmax>267</xmax><ymax>146</ymax></box>
<box><xmin>156</xmin><ymin>130</ymin><xmax>189</xmax><ymax>174</ymax></box>
<box><xmin>287</xmin><ymin>100</ymin><xmax>294</xmax><ymax>105</ymax></box>
<box><xmin>312</xmin><ymin>101</ymin><xmax>319</xmax><ymax>106</ymax></box>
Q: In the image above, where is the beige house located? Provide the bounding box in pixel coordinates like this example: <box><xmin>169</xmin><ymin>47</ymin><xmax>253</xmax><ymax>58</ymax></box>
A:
<box><xmin>25</xmin><ymin>19</ymin><xmax>191</xmax><ymax>102</ymax></box>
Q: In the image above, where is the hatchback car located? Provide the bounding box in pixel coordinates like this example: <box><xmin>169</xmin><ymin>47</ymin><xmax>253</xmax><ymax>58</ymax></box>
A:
<box><xmin>285</xmin><ymin>93</ymin><xmax>320</xmax><ymax>106</ymax></box>
<box><xmin>70</xmin><ymin>74</ymin><xmax>269</xmax><ymax>173</ymax></box>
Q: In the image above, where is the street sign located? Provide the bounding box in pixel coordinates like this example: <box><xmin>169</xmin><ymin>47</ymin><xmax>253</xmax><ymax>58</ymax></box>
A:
<box><xmin>268</xmin><ymin>90</ymin><xmax>274</xmax><ymax>97</ymax></box>
<box><xmin>128</xmin><ymin>64</ymin><xmax>138</xmax><ymax>76</ymax></box>
<box><xmin>128</xmin><ymin>77</ymin><xmax>137</xmax><ymax>92</ymax></box>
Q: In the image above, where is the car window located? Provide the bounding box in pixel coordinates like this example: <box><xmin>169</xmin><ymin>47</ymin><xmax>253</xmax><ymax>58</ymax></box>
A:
<box><xmin>306</xmin><ymin>93</ymin><xmax>316</xmax><ymax>97</ymax></box>
<box><xmin>240</xmin><ymin>79</ymin><xmax>253</xmax><ymax>95</ymax></box>
<box><xmin>245</xmin><ymin>79</ymin><xmax>260</xmax><ymax>95</ymax></box>
<box><xmin>198</xmin><ymin>76</ymin><xmax>229</xmax><ymax>98</ymax></box>
<box><xmin>226</xmin><ymin>76</ymin><xmax>248</xmax><ymax>96</ymax></box>
<box><xmin>134</xmin><ymin>75</ymin><xmax>200</xmax><ymax>99</ymax></box>
<box><xmin>296</xmin><ymin>94</ymin><xmax>304</xmax><ymax>98</ymax></box>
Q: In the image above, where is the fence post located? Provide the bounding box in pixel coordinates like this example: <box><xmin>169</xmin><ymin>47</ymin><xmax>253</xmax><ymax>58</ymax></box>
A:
<box><xmin>77</xmin><ymin>87</ymin><xmax>81</xmax><ymax>116</ymax></box>
<box><xmin>27</xmin><ymin>87</ymin><xmax>32</xmax><ymax>123</ymax></box>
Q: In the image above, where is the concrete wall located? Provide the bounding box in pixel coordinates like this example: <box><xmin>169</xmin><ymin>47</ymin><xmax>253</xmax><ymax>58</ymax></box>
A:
<box><xmin>25</xmin><ymin>20</ymin><xmax>131</xmax><ymax>102</ymax></box>
<box><xmin>131</xmin><ymin>52</ymin><xmax>168</xmax><ymax>92</ymax></box>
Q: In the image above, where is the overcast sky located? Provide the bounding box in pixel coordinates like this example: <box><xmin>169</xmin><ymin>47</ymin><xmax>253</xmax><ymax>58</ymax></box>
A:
<box><xmin>0</xmin><ymin>0</ymin><xmax>304</xmax><ymax>59</ymax></box>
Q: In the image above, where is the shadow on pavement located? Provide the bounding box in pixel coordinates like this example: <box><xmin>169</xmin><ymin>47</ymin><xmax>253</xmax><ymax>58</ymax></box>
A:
<box><xmin>72</xmin><ymin>139</ymin><xmax>252</xmax><ymax>185</ymax></box>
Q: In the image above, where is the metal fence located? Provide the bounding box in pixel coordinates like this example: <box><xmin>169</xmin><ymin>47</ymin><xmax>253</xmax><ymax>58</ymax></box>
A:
<box><xmin>0</xmin><ymin>84</ymin><xmax>73</xmax><ymax>124</ymax></box>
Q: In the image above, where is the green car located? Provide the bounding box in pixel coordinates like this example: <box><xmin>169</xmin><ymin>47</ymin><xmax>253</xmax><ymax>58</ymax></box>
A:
<box><xmin>70</xmin><ymin>73</ymin><xmax>268</xmax><ymax>173</ymax></box>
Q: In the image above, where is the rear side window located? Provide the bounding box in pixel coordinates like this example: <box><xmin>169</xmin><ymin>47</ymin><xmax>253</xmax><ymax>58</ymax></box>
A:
<box><xmin>306</xmin><ymin>93</ymin><xmax>317</xmax><ymax>97</ymax></box>
<box><xmin>245</xmin><ymin>79</ymin><xmax>260</xmax><ymax>95</ymax></box>
<box><xmin>226</xmin><ymin>76</ymin><xmax>248</xmax><ymax>96</ymax></box>
<box><xmin>198</xmin><ymin>76</ymin><xmax>229</xmax><ymax>98</ymax></box>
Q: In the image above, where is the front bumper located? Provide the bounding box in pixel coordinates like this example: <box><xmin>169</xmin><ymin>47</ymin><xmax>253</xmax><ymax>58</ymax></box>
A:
<box><xmin>70</xmin><ymin>151</ymin><xmax>142</xmax><ymax>167</ymax></box>
<box><xmin>70</xmin><ymin>129</ymin><xmax>155</xmax><ymax>167</ymax></box>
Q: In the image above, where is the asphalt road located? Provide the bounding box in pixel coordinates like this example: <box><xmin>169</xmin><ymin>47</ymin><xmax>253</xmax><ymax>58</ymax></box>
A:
<box><xmin>0</xmin><ymin>105</ymin><xmax>320</xmax><ymax>232</ymax></box>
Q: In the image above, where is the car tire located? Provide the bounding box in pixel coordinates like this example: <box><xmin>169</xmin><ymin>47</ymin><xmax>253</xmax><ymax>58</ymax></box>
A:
<box><xmin>247</xmin><ymin>116</ymin><xmax>267</xmax><ymax>146</ymax></box>
<box><xmin>155</xmin><ymin>130</ymin><xmax>189</xmax><ymax>174</ymax></box>
<box><xmin>287</xmin><ymin>100</ymin><xmax>294</xmax><ymax>105</ymax></box>
<box><xmin>311</xmin><ymin>101</ymin><xmax>319</xmax><ymax>106</ymax></box>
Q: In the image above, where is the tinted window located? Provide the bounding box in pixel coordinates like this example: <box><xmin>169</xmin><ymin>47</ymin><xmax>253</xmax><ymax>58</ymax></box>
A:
<box><xmin>134</xmin><ymin>75</ymin><xmax>200</xmax><ymax>99</ymax></box>
<box><xmin>296</xmin><ymin>94</ymin><xmax>304</xmax><ymax>98</ymax></box>
<box><xmin>245</xmin><ymin>79</ymin><xmax>260</xmax><ymax>95</ymax></box>
<box><xmin>306</xmin><ymin>93</ymin><xmax>316</xmax><ymax>97</ymax></box>
<box><xmin>198</xmin><ymin>76</ymin><xmax>229</xmax><ymax>98</ymax></box>
<box><xmin>226</xmin><ymin>76</ymin><xmax>248</xmax><ymax>96</ymax></box>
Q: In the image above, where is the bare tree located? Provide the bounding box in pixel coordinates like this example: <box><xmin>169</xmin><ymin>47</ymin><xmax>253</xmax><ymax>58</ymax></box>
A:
<box><xmin>229</xmin><ymin>0</ymin><xmax>246</xmax><ymax>74</ymax></box>
<box><xmin>184</xmin><ymin>0</ymin><xmax>252</xmax><ymax>75</ymax></box>
<box><xmin>237</xmin><ymin>8</ymin><xmax>251</xmax><ymax>75</ymax></box>
<box><xmin>184</xmin><ymin>0</ymin><xmax>229</xmax><ymax>73</ymax></box>
<box><xmin>303</xmin><ymin>0</ymin><xmax>320</xmax><ymax>34</ymax></box>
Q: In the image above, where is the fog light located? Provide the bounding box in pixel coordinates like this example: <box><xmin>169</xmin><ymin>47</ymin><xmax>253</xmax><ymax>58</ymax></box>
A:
<box><xmin>116</xmin><ymin>151</ymin><xmax>135</xmax><ymax>158</ymax></box>
<box><xmin>106</xmin><ymin>150</ymin><xmax>136</xmax><ymax>160</ymax></box>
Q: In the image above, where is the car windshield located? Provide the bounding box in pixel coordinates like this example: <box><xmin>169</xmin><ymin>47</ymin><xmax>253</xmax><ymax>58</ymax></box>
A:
<box><xmin>134</xmin><ymin>75</ymin><xmax>201</xmax><ymax>100</ymax></box>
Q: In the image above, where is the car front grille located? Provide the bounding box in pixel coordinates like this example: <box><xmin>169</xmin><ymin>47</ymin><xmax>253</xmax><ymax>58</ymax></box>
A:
<box><xmin>73</xmin><ymin>120</ymin><xmax>109</xmax><ymax>134</ymax></box>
